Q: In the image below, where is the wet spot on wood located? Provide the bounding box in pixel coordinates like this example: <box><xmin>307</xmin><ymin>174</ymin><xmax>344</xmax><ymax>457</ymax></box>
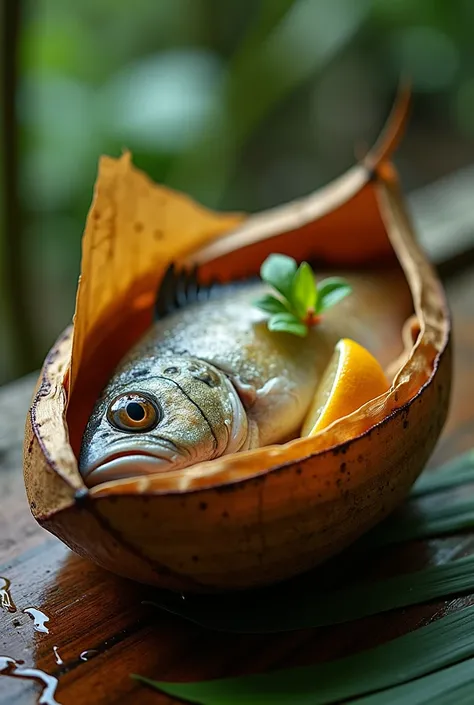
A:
<box><xmin>192</xmin><ymin>555</ymin><xmax>199</xmax><ymax>562</ymax></box>
<box><xmin>134</xmin><ymin>222</ymin><xmax>144</xmax><ymax>233</ymax></box>
<box><xmin>403</xmin><ymin>420</ymin><xmax>409</xmax><ymax>429</ymax></box>
<box><xmin>222</xmin><ymin>511</ymin><xmax>229</xmax><ymax>519</ymax></box>
<box><xmin>199</xmin><ymin>502</ymin><xmax>208</xmax><ymax>511</ymax></box>
<box><xmin>340</xmin><ymin>462</ymin><xmax>347</xmax><ymax>473</ymax></box>
<box><xmin>295</xmin><ymin>468</ymin><xmax>302</xmax><ymax>475</ymax></box>
<box><xmin>154</xmin><ymin>229</ymin><xmax>164</xmax><ymax>240</ymax></box>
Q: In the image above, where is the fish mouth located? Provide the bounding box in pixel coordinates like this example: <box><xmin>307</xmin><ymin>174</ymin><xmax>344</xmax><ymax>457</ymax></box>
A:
<box><xmin>83</xmin><ymin>448</ymin><xmax>181</xmax><ymax>487</ymax></box>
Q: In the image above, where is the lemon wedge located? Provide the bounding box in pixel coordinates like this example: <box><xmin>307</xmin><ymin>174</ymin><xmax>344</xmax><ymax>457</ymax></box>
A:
<box><xmin>302</xmin><ymin>338</ymin><xmax>390</xmax><ymax>436</ymax></box>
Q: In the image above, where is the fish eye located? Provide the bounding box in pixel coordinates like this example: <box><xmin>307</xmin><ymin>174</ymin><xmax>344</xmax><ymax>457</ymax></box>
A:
<box><xmin>107</xmin><ymin>393</ymin><xmax>160</xmax><ymax>433</ymax></box>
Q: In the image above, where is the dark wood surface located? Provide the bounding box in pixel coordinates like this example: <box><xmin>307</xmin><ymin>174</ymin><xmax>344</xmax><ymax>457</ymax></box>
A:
<box><xmin>1</xmin><ymin>179</ymin><xmax>474</xmax><ymax>704</ymax></box>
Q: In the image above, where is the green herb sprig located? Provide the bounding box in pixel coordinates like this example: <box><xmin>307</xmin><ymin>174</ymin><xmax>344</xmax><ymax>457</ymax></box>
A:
<box><xmin>253</xmin><ymin>254</ymin><xmax>352</xmax><ymax>337</ymax></box>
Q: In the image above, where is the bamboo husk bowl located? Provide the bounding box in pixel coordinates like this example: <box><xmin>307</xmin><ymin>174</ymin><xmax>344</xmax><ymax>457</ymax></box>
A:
<box><xmin>24</xmin><ymin>91</ymin><xmax>451</xmax><ymax>592</ymax></box>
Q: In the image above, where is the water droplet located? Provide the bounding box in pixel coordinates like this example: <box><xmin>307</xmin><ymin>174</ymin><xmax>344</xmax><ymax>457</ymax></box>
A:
<box><xmin>79</xmin><ymin>649</ymin><xmax>98</xmax><ymax>661</ymax></box>
<box><xmin>180</xmin><ymin>592</ymin><xmax>186</xmax><ymax>600</ymax></box>
<box><xmin>23</xmin><ymin>607</ymin><xmax>50</xmax><ymax>634</ymax></box>
<box><xmin>52</xmin><ymin>646</ymin><xmax>63</xmax><ymax>665</ymax></box>
<box><xmin>0</xmin><ymin>656</ymin><xmax>61</xmax><ymax>704</ymax></box>
<box><xmin>0</xmin><ymin>577</ymin><xmax>16</xmax><ymax>613</ymax></box>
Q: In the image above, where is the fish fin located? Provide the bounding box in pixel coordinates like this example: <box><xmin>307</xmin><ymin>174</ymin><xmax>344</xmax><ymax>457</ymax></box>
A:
<box><xmin>154</xmin><ymin>263</ymin><xmax>260</xmax><ymax>319</ymax></box>
<box><xmin>154</xmin><ymin>263</ymin><xmax>213</xmax><ymax>319</ymax></box>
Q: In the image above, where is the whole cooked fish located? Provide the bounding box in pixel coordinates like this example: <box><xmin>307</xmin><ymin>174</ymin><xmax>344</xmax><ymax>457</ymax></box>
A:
<box><xmin>79</xmin><ymin>265</ymin><xmax>401</xmax><ymax>487</ymax></box>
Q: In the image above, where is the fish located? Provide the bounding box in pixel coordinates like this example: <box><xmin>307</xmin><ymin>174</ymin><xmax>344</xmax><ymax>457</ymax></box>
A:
<box><xmin>79</xmin><ymin>264</ymin><xmax>404</xmax><ymax>487</ymax></box>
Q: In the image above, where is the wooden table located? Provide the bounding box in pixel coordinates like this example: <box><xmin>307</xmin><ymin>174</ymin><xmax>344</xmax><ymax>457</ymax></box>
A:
<box><xmin>1</xmin><ymin>173</ymin><xmax>474</xmax><ymax>704</ymax></box>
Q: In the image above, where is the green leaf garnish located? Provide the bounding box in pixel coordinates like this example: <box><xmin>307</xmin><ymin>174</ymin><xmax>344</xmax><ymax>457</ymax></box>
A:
<box><xmin>254</xmin><ymin>254</ymin><xmax>352</xmax><ymax>335</ymax></box>
<box><xmin>291</xmin><ymin>261</ymin><xmax>318</xmax><ymax>318</ymax></box>
<box><xmin>260</xmin><ymin>253</ymin><xmax>297</xmax><ymax>300</ymax></box>
<box><xmin>268</xmin><ymin>312</ymin><xmax>308</xmax><ymax>337</ymax></box>
<box><xmin>251</xmin><ymin>294</ymin><xmax>291</xmax><ymax>316</ymax></box>
<box><xmin>316</xmin><ymin>277</ymin><xmax>353</xmax><ymax>313</ymax></box>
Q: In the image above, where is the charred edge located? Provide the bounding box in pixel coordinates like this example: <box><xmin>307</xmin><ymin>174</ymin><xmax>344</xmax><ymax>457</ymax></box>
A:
<box><xmin>84</xmin><ymin>497</ymin><xmax>208</xmax><ymax>590</ymax></box>
<box><xmin>29</xmin><ymin>326</ymin><xmax>78</xmax><ymax>488</ymax></box>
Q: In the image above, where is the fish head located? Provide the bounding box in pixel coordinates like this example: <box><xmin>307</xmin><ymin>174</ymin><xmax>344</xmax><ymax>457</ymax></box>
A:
<box><xmin>79</xmin><ymin>357</ymin><xmax>249</xmax><ymax>486</ymax></box>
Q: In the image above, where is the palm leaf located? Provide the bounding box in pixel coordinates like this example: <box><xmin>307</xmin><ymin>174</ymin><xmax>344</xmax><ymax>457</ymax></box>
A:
<box><xmin>150</xmin><ymin>553</ymin><xmax>474</xmax><ymax>633</ymax></box>
<box><xmin>133</xmin><ymin>605</ymin><xmax>474</xmax><ymax>705</ymax></box>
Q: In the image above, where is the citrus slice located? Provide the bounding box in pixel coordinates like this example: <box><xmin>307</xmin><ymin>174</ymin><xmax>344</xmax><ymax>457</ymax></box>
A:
<box><xmin>301</xmin><ymin>338</ymin><xmax>390</xmax><ymax>436</ymax></box>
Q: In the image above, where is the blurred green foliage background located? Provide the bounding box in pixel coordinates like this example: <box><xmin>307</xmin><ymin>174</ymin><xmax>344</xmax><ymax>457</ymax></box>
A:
<box><xmin>1</xmin><ymin>0</ymin><xmax>474</xmax><ymax>385</ymax></box>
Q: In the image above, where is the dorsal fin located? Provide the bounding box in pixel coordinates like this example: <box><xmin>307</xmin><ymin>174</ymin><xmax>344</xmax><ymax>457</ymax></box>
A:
<box><xmin>154</xmin><ymin>264</ymin><xmax>217</xmax><ymax>319</ymax></box>
<box><xmin>154</xmin><ymin>264</ymin><xmax>259</xmax><ymax>320</ymax></box>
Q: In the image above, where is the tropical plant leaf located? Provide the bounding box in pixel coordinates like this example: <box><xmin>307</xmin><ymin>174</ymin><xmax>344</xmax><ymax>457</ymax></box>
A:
<box><xmin>350</xmin><ymin>655</ymin><xmax>474</xmax><ymax>705</ymax></box>
<box><xmin>148</xmin><ymin>552</ymin><xmax>474</xmax><ymax>634</ymax></box>
<box><xmin>363</xmin><ymin>494</ymin><xmax>474</xmax><ymax>548</ymax></box>
<box><xmin>133</xmin><ymin>605</ymin><xmax>474</xmax><ymax>705</ymax></box>
<box><xmin>411</xmin><ymin>450</ymin><xmax>474</xmax><ymax>497</ymax></box>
